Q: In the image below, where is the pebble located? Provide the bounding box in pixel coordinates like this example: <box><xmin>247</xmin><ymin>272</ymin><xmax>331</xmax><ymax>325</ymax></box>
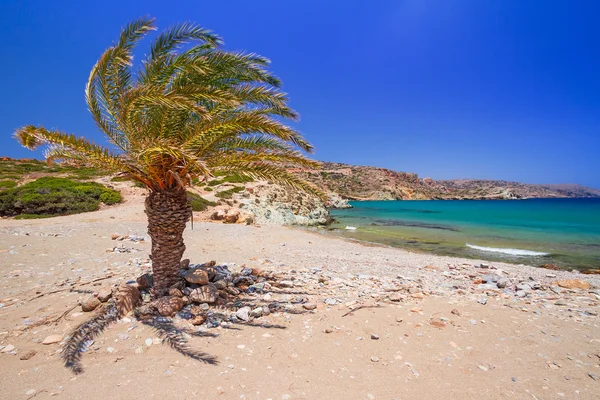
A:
<box><xmin>303</xmin><ymin>303</ymin><xmax>317</xmax><ymax>310</ymax></box>
<box><xmin>42</xmin><ymin>335</ymin><xmax>63</xmax><ymax>345</ymax></box>
<box><xmin>324</xmin><ymin>298</ymin><xmax>337</xmax><ymax>305</ymax></box>
<box><xmin>477</xmin><ymin>297</ymin><xmax>487</xmax><ymax>305</ymax></box>
<box><xmin>371</xmin><ymin>356</ymin><xmax>379</xmax><ymax>362</ymax></box>
<box><xmin>20</xmin><ymin>350</ymin><xmax>37</xmax><ymax>360</ymax></box>
<box><xmin>144</xmin><ymin>338</ymin><xmax>153</xmax><ymax>347</ymax></box>
<box><xmin>1</xmin><ymin>344</ymin><xmax>15</xmax><ymax>353</ymax></box>
<box><xmin>371</xmin><ymin>334</ymin><xmax>380</xmax><ymax>340</ymax></box>
<box><xmin>589</xmin><ymin>373</ymin><xmax>599</xmax><ymax>381</ymax></box>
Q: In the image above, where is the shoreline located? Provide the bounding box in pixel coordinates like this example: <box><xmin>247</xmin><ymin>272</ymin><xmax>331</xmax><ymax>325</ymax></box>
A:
<box><xmin>1</xmin><ymin>197</ymin><xmax>599</xmax><ymax>399</ymax></box>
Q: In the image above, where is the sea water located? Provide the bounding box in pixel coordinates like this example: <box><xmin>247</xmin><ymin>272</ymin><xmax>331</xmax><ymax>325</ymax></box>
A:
<box><xmin>329</xmin><ymin>198</ymin><xmax>600</xmax><ymax>270</ymax></box>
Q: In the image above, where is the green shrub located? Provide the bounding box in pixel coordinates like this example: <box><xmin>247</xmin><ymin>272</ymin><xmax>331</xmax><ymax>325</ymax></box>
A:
<box><xmin>0</xmin><ymin>180</ymin><xmax>17</xmax><ymax>190</ymax></box>
<box><xmin>204</xmin><ymin>187</ymin><xmax>213</xmax><ymax>192</ymax></box>
<box><xmin>215</xmin><ymin>186</ymin><xmax>244</xmax><ymax>199</ymax></box>
<box><xmin>0</xmin><ymin>177</ymin><xmax>121</xmax><ymax>218</ymax></box>
<box><xmin>186</xmin><ymin>191</ymin><xmax>216</xmax><ymax>211</ymax></box>
<box><xmin>207</xmin><ymin>174</ymin><xmax>253</xmax><ymax>186</ymax></box>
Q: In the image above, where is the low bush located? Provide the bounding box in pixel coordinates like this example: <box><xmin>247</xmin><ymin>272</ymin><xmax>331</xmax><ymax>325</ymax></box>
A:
<box><xmin>215</xmin><ymin>186</ymin><xmax>245</xmax><ymax>199</ymax></box>
<box><xmin>186</xmin><ymin>191</ymin><xmax>216</xmax><ymax>211</ymax></box>
<box><xmin>0</xmin><ymin>177</ymin><xmax>121</xmax><ymax>218</ymax></box>
<box><xmin>0</xmin><ymin>180</ymin><xmax>17</xmax><ymax>190</ymax></box>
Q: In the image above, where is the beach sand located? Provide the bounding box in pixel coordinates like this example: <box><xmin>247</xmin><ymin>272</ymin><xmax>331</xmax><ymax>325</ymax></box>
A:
<box><xmin>1</xmin><ymin>190</ymin><xmax>599</xmax><ymax>399</ymax></box>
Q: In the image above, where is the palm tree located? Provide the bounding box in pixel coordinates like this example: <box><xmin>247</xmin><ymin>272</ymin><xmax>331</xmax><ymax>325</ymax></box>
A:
<box><xmin>14</xmin><ymin>17</ymin><xmax>319</xmax><ymax>298</ymax></box>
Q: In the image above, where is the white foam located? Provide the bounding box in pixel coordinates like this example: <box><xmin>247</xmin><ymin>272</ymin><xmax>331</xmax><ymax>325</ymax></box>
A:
<box><xmin>345</xmin><ymin>226</ymin><xmax>357</xmax><ymax>230</ymax></box>
<box><xmin>466</xmin><ymin>243</ymin><xmax>549</xmax><ymax>256</ymax></box>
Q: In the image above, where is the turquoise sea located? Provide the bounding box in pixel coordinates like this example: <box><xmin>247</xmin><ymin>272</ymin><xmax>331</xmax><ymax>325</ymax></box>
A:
<box><xmin>329</xmin><ymin>199</ymin><xmax>600</xmax><ymax>270</ymax></box>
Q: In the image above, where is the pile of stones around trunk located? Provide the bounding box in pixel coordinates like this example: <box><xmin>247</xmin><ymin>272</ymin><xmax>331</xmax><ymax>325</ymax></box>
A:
<box><xmin>80</xmin><ymin>259</ymin><xmax>301</xmax><ymax>329</ymax></box>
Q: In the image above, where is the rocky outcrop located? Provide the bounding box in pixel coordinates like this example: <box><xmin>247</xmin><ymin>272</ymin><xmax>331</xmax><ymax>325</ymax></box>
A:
<box><xmin>237</xmin><ymin>183</ymin><xmax>331</xmax><ymax>226</ymax></box>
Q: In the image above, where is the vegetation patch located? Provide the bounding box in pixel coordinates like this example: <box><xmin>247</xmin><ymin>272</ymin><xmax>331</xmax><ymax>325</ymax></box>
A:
<box><xmin>0</xmin><ymin>180</ymin><xmax>17</xmax><ymax>190</ymax></box>
<box><xmin>0</xmin><ymin>177</ymin><xmax>121</xmax><ymax>218</ymax></box>
<box><xmin>186</xmin><ymin>191</ymin><xmax>216</xmax><ymax>211</ymax></box>
<box><xmin>215</xmin><ymin>186</ymin><xmax>245</xmax><ymax>199</ymax></box>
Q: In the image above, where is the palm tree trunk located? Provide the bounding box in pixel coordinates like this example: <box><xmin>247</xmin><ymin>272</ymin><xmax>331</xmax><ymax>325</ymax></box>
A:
<box><xmin>145</xmin><ymin>189</ymin><xmax>191</xmax><ymax>298</ymax></box>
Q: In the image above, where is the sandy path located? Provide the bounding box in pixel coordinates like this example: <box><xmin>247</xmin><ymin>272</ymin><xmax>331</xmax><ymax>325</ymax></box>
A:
<box><xmin>0</xmin><ymin>196</ymin><xmax>599</xmax><ymax>399</ymax></box>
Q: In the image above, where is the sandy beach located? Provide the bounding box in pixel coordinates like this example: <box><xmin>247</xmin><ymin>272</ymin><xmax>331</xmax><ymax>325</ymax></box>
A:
<box><xmin>1</xmin><ymin>191</ymin><xmax>599</xmax><ymax>399</ymax></box>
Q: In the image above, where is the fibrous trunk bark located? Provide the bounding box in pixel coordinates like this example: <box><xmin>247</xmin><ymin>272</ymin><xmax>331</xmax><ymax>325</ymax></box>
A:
<box><xmin>145</xmin><ymin>189</ymin><xmax>191</xmax><ymax>298</ymax></box>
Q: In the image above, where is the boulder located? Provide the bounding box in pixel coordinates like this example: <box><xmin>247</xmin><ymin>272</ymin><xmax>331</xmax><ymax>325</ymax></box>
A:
<box><xmin>184</xmin><ymin>269</ymin><xmax>209</xmax><ymax>285</ymax></box>
<box><xmin>155</xmin><ymin>296</ymin><xmax>185</xmax><ymax>317</ymax></box>
<box><xmin>235</xmin><ymin>306</ymin><xmax>251</xmax><ymax>321</ymax></box>
<box><xmin>189</xmin><ymin>284</ymin><xmax>219</xmax><ymax>303</ymax></box>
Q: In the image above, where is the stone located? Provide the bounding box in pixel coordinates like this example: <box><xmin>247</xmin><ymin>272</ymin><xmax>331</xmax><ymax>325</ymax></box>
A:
<box><xmin>224</xmin><ymin>212</ymin><xmax>239</xmax><ymax>224</ymax></box>
<box><xmin>451</xmin><ymin>309</ymin><xmax>461</xmax><ymax>316</ymax></box>
<box><xmin>180</xmin><ymin>258</ymin><xmax>190</xmax><ymax>270</ymax></box>
<box><xmin>213</xmin><ymin>279</ymin><xmax>227</xmax><ymax>290</ymax></box>
<box><xmin>477</xmin><ymin>297</ymin><xmax>488</xmax><ymax>305</ymax></box>
<box><xmin>553</xmin><ymin>279</ymin><xmax>591</xmax><ymax>290</ymax></box>
<box><xmin>516</xmin><ymin>283</ymin><xmax>531</xmax><ymax>291</ymax></box>
<box><xmin>97</xmin><ymin>287</ymin><xmax>112</xmax><ymax>302</ymax></box>
<box><xmin>479</xmin><ymin>263</ymin><xmax>490</xmax><ymax>269</ymax></box>
<box><xmin>184</xmin><ymin>269</ymin><xmax>209</xmax><ymax>285</ymax></box>
<box><xmin>303</xmin><ymin>303</ymin><xmax>317</xmax><ymax>311</ymax></box>
<box><xmin>371</xmin><ymin>356</ymin><xmax>379</xmax><ymax>362</ymax></box>
<box><xmin>19</xmin><ymin>350</ymin><xmax>36</xmax><ymax>360</ymax></box>
<box><xmin>144</xmin><ymin>338</ymin><xmax>153</xmax><ymax>347</ymax></box>
<box><xmin>371</xmin><ymin>334</ymin><xmax>380</xmax><ymax>340</ymax></box>
<box><xmin>324</xmin><ymin>298</ymin><xmax>337</xmax><ymax>306</ymax></box>
<box><xmin>250</xmin><ymin>307</ymin><xmax>264</xmax><ymax>318</ymax></box>
<box><xmin>42</xmin><ymin>335</ymin><xmax>63</xmax><ymax>345</ymax></box>
<box><xmin>589</xmin><ymin>373</ymin><xmax>599</xmax><ymax>381</ymax></box>
<box><xmin>111</xmin><ymin>234</ymin><xmax>120</xmax><ymax>240</ymax></box>
<box><xmin>168</xmin><ymin>288</ymin><xmax>183</xmax><ymax>297</ymax></box>
<box><xmin>235</xmin><ymin>306</ymin><xmax>251</xmax><ymax>321</ymax></box>
<box><xmin>82</xmin><ymin>297</ymin><xmax>101</xmax><ymax>312</ymax></box>
<box><xmin>189</xmin><ymin>284</ymin><xmax>218</xmax><ymax>303</ymax></box>
<box><xmin>190</xmin><ymin>315</ymin><xmax>207</xmax><ymax>325</ymax></box>
<box><xmin>278</xmin><ymin>280</ymin><xmax>294</xmax><ymax>288</ymax></box>
<box><xmin>136</xmin><ymin>273</ymin><xmax>153</xmax><ymax>290</ymax></box>
<box><xmin>496</xmin><ymin>278</ymin><xmax>509</xmax><ymax>288</ymax></box>
<box><xmin>115</xmin><ymin>284</ymin><xmax>142</xmax><ymax>317</ymax></box>
<box><xmin>1</xmin><ymin>344</ymin><xmax>15</xmax><ymax>353</ymax></box>
<box><xmin>155</xmin><ymin>296</ymin><xmax>185</xmax><ymax>317</ymax></box>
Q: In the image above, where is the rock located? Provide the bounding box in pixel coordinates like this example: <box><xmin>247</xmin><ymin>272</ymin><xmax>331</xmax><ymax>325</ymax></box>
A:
<box><xmin>324</xmin><ymin>298</ymin><xmax>337</xmax><ymax>306</ymax></box>
<box><xmin>250</xmin><ymin>307</ymin><xmax>264</xmax><ymax>318</ymax></box>
<box><xmin>42</xmin><ymin>335</ymin><xmax>63</xmax><ymax>345</ymax></box>
<box><xmin>184</xmin><ymin>269</ymin><xmax>209</xmax><ymax>285</ymax></box>
<box><xmin>477</xmin><ymin>297</ymin><xmax>488</xmax><ymax>305</ymax></box>
<box><xmin>235</xmin><ymin>306</ymin><xmax>251</xmax><ymax>321</ymax></box>
<box><xmin>224</xmin><ymin>212</ymin><xmax>239</xmax><ymax>224</ymax></box>
<box><xmin>371</xmin><ymin>334</ymin><xmax>380</xmax><ymax>340</ymax></box>
<box><xmin>553</xmin><ymin>279</ymin><xmax>591</xmax><ymax>290</ymax></box>
<box><xmin>214</xmin><ymin>279</ymin><xmax>227</xmax><ymax>290</ymax></box>
<box><xmin>190</xmin><ymin>315</ymin><xmax>207</xmax><ymax>325</ymax></box>
<box><xmin>1</xmin><ymin>344</ymin><xmax>15</xmax><ymax>353</ymax></box>
<box><xmin>144</xmin><ymin>338</ymin><xmax>153</xmax><ymax>347</ymax></box>
<box><xmin>451</xmin><ymin>309</ymin><xmax>461</xmax><ymax>316</ymax></box>
<box><xmin>589</xmin><ymin>372</ymin><xmax>599</xmax><ymax>381</ymax></box>
<box><xmin>496</xmin><ymin>278</ymin><xmax>509</xmax><ymax>288</ymax></box>
<box><xmin>554</xmin><ymin>299</ymin><xmax>567</xmax><ymax>306</ymax></box>
<box><xmin>189</xmin><ymin>284</ymin><xmax>218</xmax><ymax>303</ymax></box>
<box><xmin>303</xmin><ymin>303</ymin><xmax>317</xmax><ymax>311</ymax></box>
<box><xmin>82</xmin><ymin>297</ymin><xmax>101</xmax><ymax>312</ymax></box>
<box><xmin>515</xmin><ymin>290</ymin><xmax>527</xmax><ymax>298</ymax></box>
<box><xmin>115</xmin><ymin>284</ymin><xmax>142</xmax><ymax>317</ymax></box>
<box><xmin>97</xmin><ymin>287</ymin><xmax>112</xmax><ymax>302</ymax></box>
<box><xmin>371</xmin><ymin>356</ymin><xmax>379</xmax><ymax>362</ymax></box>
<box><xmin>479</xmin><ymin>263</ymin><xmax>490</xmax><ymax>269</ymax></box>
<box><xmin>168</xmin><ymin>288</ymin><xmax>183</xmax><ymax>297</ymax></box>
<box><xmin>136</xmin><ymin>273</ymin><xmax>153</xmax><ymax>290</ymax></box>
<box><xmin>278</xmin><ymin>280</ymin><xmax>294</xmax><ymax>288</ymax></box>
<box><xmin>111</xmin><ymin>234</ymin><xmax>120</xmax><ymax>240</ymax></box>
<box><xmin>155</xmin><ymin>296</ymin><xmax>185</xmax><ymax>317</ymax></box>
<box><xmin>180</xmin><ymin>259</ymin><xmax>190</xmax><ymax>270</ymax></box>
<box><xmin>19</xmin><ymin>350</ymin><xmax>36</xmax><ymax>360</ymax></box>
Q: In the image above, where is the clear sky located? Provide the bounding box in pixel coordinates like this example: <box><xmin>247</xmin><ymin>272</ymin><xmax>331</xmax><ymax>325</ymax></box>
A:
<box><xmin>1</xmin><ymin>0</ymin><xmax>599</xmax><ymax>188</ymax></box>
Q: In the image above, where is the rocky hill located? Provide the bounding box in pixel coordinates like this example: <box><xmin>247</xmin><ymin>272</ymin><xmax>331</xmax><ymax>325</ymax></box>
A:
<box><xmin>295</xmin><ymin>162</ymin><xmax>600</xmax><ymax>201</ymax></box>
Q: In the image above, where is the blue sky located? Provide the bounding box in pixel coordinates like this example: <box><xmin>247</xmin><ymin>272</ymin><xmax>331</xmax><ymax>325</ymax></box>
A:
<box><xmin>1</xmin><ymin>0</ymin><xmax>599</xmax><ymax>188</ymax></box>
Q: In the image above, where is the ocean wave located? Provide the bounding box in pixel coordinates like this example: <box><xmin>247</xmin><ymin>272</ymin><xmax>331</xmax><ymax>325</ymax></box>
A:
<box><xmin>466</xmin><ymin>243</ymin><xmax>549</xmax><ymax>256</ymax></box>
